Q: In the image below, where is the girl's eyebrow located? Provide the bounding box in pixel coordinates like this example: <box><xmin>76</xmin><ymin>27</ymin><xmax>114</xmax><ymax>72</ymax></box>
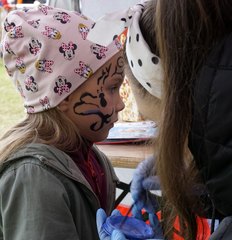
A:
<box><xmin>112</xmin><ymin>77</ymin><xmax>124</xmax><ymax>84</ymax></box>
<box><xmin>112</xmin><ymin>71</ymin><xmax>125</xmax><ymax>82</ymax></box>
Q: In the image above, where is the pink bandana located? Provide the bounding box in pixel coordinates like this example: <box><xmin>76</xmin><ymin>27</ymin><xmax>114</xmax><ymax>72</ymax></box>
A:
<box><xmin>1</xmin><ymin>4</ymin><xmax>123</xmax><ymax>113</ymax></box>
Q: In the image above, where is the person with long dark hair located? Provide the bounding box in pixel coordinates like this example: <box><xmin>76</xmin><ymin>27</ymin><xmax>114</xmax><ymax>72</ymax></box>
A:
<box><xmin>155</xmin><ymin>0</ymin><xmax>232</xmax><ymax>239</ymax></box>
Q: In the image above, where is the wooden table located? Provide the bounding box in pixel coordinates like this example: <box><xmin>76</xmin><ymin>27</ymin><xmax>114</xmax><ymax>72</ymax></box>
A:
<box><xmin>96</xmin><ymin>143</ymin><xmax>154</xmax><ymax>169</ymax></box>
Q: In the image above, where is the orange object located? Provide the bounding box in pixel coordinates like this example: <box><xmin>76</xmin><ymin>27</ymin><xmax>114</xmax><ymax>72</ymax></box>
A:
<box><xmin>116</xmin><ymin>204</ymin><xmax>133</xmax><ymax>216</ymax></box>
<box><xmin>117</xmin><ymin>205</ymin><xmax>211</xmax><ymax>240</ymax></box>
<box><xmin>170</xmin><ymin>215</ymin><xmax>210</xmax><ymax>240</ymax></box>
<box><xmin>2</xmin><ymin>0</ymin><xmax>13</xmax><ymax>11</ymax></box>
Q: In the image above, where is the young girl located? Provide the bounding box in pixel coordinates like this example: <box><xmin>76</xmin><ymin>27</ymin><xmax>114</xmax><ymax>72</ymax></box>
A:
<box><xmin>0</xmin><ymin>4</ymin><xmax>125</xmax><ymax>240</ymax></box>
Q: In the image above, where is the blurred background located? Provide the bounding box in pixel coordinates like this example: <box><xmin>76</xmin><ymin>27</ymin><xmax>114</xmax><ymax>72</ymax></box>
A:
<box><xmin>0</xmin><ymin>0</ymin><xmax>140</xmax><ymax>20</ymax></box>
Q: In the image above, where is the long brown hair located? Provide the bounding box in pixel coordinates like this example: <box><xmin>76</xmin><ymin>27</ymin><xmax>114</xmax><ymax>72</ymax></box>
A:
<box><xmin>155</xmin><ymin>0</ymin><xmax>232</xmax><ymax>239</ymax></box>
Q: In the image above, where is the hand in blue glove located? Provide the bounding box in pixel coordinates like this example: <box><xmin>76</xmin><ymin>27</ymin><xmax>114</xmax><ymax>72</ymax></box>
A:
<box><xmin>148</xmin><ymin>211</ymin><xmax>164</xmax><ymax>239</ymax></box>
<box><xmin>130</xmin><ymin>156</ymin><xmax>163</xmax><ymax>239</ymax></box>
<box><xmin>130</xmin><ymin>156</ymin><xmax>161</xmax><ymax>214</ymax></box>
<box><xmin>96</xmin><ymin>208</ymin><xmax>163</xmax><ymax>240</ymax></box>
<box><xmin>96</xmin><ymin>208</ymin><xmax>127</xmax><ymax>240</ymax></box>
<box><xmin>130</xmin><ymin>204</ymin><xmax>163</xmax><ymax>239</ymax></box>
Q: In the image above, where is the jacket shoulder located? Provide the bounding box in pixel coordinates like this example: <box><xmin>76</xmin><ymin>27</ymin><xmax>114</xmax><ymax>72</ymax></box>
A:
<box><xmin>210</xmin><ymin>217</ymin><xmax>232</xmax><ymax>240</ymax></box>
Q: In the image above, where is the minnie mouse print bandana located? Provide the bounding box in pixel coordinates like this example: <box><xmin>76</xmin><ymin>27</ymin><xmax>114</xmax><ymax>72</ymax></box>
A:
<box><xmin>1</xmin><ymin>4</ymin><xmax>124</xmax><ymax>113</ymax></box>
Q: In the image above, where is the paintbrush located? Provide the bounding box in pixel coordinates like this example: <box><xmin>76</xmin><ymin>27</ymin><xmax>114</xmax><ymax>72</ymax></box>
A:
<box><xmin>119</xmin><ymin>202</ymin><xmax>149</xmax><ymax>228</ymax></box>
<box><xmin>119</xmin><ymin>202</ymin><xmax>135</xmax><ymax>228</ymax></box>
<box><xmin>119</xmin><ymin>191</ymin><xmax>152</xmax><ymax>228</ymax></box>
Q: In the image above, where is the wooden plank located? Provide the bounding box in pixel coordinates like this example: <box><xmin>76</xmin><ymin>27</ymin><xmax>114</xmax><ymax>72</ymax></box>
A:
<box><xmin>96</xmin><ymin>143</ymin><xmax>154</xmax><ymax>169</ymax></box>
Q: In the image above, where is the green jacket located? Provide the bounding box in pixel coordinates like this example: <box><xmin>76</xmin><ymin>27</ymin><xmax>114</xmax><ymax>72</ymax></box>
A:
<box><xmin>0</xmin><ymin>143</ymin><xmax>118</xmax><ymax>240</ymax></box>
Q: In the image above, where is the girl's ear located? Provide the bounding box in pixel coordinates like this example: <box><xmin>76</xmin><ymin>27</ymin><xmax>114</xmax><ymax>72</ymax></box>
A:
<box><xmin>57</xmin><ymin>97</ymin><xmax>69</xmax><ymax>112</ymax></box>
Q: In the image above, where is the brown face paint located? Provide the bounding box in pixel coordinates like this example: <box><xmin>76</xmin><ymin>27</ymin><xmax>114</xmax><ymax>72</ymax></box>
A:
<box><xmin>111</xmin><ymin>56</ymin><xmax>124</xmax><ymax>78</ymax></box>
<box><xmin>73</xmin><ymin>92</ymin><xmax>98</xmax><ymax>108</ymax></box>
<box><xmin>96</xmin><ymin>63</ymin><xmax>112</xmax><ymax>108</ymax></box>
<box><xmin>97</xmin><ymin>63</ymin><xmax>111</xmax><ymax>85</ymax></box>
<box><xmin>97</xmin><ymin>87</ymin><xmax>107</xmax><ymax>107</ymax></box>
<box><xmin>76</xmin><ymin>109</ymin><xmax>114</xmax><ymax>131</ymax></box>
<box><xmin>72</xmin><ymin>57</ymin><xmax>123</xmax><ymax>132</ymax></box>
<box><xmin>73</xmin><ymin>91</ymin><xmax>114</xmax><ymax>131</ymax></box>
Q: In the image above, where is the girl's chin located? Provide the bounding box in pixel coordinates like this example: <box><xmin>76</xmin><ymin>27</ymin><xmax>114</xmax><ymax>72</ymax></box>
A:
<box><xmin>86</xmin><ymin>124</ymin><xmax>114</xmax><ymax>143</ymax></box>
<box><xmin>90</xmin><ymin>132</ymin><xmax>109</xmax><ymax>143</ymax></box>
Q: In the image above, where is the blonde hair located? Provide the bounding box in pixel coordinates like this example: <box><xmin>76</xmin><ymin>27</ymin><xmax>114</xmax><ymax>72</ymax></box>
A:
<box><xmin>0</xmin><ymin>108</ymin><xmax>82</xmax><ymax>163</ymax></box>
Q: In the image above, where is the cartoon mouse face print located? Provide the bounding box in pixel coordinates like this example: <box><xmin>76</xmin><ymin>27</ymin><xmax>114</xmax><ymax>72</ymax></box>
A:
<box><xmin>53</xmin><ymin>12</ymin><xmax>71</xmax><ymax>24</ymax></box>
<box><xmin>29</xmin><ymin>38</ymin><xmax>42</xmax><ymax>56</ymax></box>
<box><xmin>4</xmin><ymin>18</ymin><xmax>15</xmax><ymax>32</ymax></box>
<box><xmin>54</xmin><ymin>75</ymin><xmax>72</xmax><ymax>95</ymax></box>
<box><xmin>59</xmin><ymin>42</ymin><xmax>77</xmax><ymax>60</ymax></box>
<box><xmin>90</xmin><ymin>44</ymin><xmax>108</xmax><ymax>59</ymax></box>
<box><xmin>62</xmin><ymin>51</ymin><xmax>125</xmax><ymax>142</ymax></box>
<box><xmin>24</xmin><ymin>76</ymin><xmax>38</xmax><ymax>92</ymax></box>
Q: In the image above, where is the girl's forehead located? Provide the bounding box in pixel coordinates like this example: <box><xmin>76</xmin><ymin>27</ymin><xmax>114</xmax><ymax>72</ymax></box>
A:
<box><xmin>105</xmin><ymin>51</ymin><xmax>124</xmax><ymax>65</ymax></box>
<box><xmin>97</xmin><ymin>51</ymin><xmax>124</xmax><ymax>74</ymax></box>
<box><xmin>84</xmin><ymin>54</ymin><xmax>124</xmax><ymax>89</ymax></box>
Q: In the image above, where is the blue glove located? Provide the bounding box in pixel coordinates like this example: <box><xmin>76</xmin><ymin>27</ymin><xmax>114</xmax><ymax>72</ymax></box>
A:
<box><xmin>130</xmin><ymin>204</ymin><xmax>163</xmax><ymax>239</ymax></box>
<box><xmin>130</xmin><ymin>156</ymin><xmax>160</xmax><ymax>214</ymax></box>
<box><xmin>148</xmin><ymin>212</ymin><xmax>164</xmax><ymax>239</ymax></box>
<box><xmin>96</xmin><ymin>208</ymin><xmax>163</xmax><ymax>240</ymax></box>
<box><xmin>111</xmin><ymin>230</ymin><xmax>128</xmax><ymax>240</ymax></box>
<box><xmin>96</xmin><ymin>208</ymin><xmax>127</xmax><ymax>240</ymax></box>
<box><xmin>130</xmin><ymin>156</ymin><xmax>163</xmax><ymax>239</ymax></box>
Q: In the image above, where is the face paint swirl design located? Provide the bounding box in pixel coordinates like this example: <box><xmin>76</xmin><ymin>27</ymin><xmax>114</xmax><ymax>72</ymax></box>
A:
<box><xmin>111</xmin><ymin>56</ymin><xmax>124</xmax><ymax>78</ymax></box>
<box><xmin>71</xmin><ymin>55</ymin><xmax>124</xmax><ymax>135</ymax></box>
<box><xmin>97</xmin><ymin>87</ymin><xmax>107</xmax><ymax>107</ymax></box>
<box><xmin>73</xmin><ymin>92</ymin><xmax>114</xmax><ymax>131</ymax></box>
<box><xmin>76</xmin><ymin>108</ymin><xmax>114</xmax><ymax>131</ymax></box>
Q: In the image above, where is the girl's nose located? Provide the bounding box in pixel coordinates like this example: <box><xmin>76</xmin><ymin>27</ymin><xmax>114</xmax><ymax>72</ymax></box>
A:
<box><xmin>116</xmin><ymin>97</ymin><xmax>125</xmax><ymax>113</ymax></box>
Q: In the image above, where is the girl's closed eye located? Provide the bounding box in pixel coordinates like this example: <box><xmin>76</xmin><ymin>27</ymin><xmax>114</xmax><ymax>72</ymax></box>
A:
<box><xmin>109</xmin><ymin>79</ymin><xmax>124</xmax><ymax>94</ymax></box>
<box><xmin>110</xmin><ymin>84</ymin><xmax>119</xmax><ymax>94</ymax></box>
